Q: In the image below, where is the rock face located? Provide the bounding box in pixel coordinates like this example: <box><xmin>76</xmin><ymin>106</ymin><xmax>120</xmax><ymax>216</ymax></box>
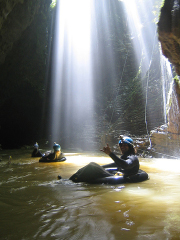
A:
<box><xmin>158</xmin><ymin>0</ymin><xmax>180</xmax><ymax>75</ymax></box>
<box><xmin>0</xmin><ymin>0</ymin><xmax>48</xmax><ymax>65</ymax></box>
<box><xmin>151</xmin><ymin>0</ymin><xmax>180</xmax><ymax>158</ymax></box>
<box><xmin>150</xmin><ymin>124</ymin><xmax>180</xmax><ymax>158</ymax></box>
<box><xmin>0</xmin><ymin>0</ymin><xmax>52</xmax><ymax>148</ymax></box>
<box><xmin>167</xmin><ymin>78</ymin><xmax>180</xmax><ymax>134</ymax></box>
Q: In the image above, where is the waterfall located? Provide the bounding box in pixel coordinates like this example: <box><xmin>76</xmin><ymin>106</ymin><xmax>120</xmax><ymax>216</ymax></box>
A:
<box><xmin>160</xmin><ymin>52</ymin><xmax>174</xmax><ymax>124</ymax></box>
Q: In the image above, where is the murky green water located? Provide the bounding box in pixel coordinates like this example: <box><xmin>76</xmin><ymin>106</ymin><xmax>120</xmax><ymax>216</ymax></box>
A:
<box><xmin>1</xmin><ymin>149</ymin><xmax>180</xmax><ymax>240</ymax></box>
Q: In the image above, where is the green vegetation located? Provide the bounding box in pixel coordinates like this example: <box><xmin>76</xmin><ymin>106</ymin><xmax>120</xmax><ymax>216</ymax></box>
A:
<box><xmin>174</xmin><ymin>75</ymin><xmax>180</xmax><ymax>86</ymax></box>
<box><xmin>50</xmin><ymin>0</ymin><xmax>56</xmax><ymax>9</ymax></box>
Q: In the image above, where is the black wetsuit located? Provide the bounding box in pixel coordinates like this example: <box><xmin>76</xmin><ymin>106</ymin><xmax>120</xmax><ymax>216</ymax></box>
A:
<box><xmin>39</xmin><ymin>152</ymin><xmax>66</xmax><ymax>162</ymax></box>
<box><xmin>103</xmin><ymin>151</ymin><xmax>139</xmax><ymax>176</ymax></box>
<box><xmin>70</xmin><ymin>150</ymin><xmax>148</xmax><ymax>184</ymax></box>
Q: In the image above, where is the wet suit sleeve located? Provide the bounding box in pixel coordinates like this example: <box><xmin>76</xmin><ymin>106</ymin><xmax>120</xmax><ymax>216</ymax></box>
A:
<box><xmin>109</xmin><ymin>152</ymin><xmax>138</xmax><ymax>169</ymax></box>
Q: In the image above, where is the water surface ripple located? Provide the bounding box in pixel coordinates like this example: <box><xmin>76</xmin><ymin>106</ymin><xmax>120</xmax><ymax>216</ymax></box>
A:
<box><xmin>1</xmin><ymin>150</ymin><xmax>180</xmax><ymax>239</ymax></box>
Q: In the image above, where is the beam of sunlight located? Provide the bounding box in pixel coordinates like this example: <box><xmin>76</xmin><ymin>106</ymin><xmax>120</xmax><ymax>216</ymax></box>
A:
<box><xmin>49</xmin><ymin>0</ymin><xmax>95</xmax><ymax>149</ymax></box>
<box><xmin>122</xmin><ymin>0</ymin><xmax>174</xmax><ymax>131</ymax></box>
<box><xmin>122</xmin><ymin>0</ymin><xmax>156</xmax><ymax>77</ymax></box>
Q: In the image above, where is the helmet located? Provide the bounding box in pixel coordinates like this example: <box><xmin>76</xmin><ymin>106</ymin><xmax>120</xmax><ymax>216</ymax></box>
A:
<box><xmin>53</xmin><ymin>142</ymin><xmax>61</xmax><ymax>151</ymax></box>
<box><xmin>34</xmin><ymin>142</ymin><xmax>39</xmax><ymax>148</ymax></box>
<box><xmin>119</xmin><ymin>136</ymin><xmax>133</xmax><ymax>146</ymax></box>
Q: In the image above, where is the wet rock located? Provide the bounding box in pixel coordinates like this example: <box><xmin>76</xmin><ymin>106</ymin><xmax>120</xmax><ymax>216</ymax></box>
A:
<box><xmin>167</xmin><ymin>78</ymin><xmax>180</xmax><ymax>134</ymax></box>
<box><xmin>158</xmin><ymin>0</ymin><xmax>180</xmax><ymax>75</ymax></box>
<box><xmin>157</xmin><ymin>1</ymin><xmax>180</xmax><ymax>158</ymax></box>
<box><xmin>0</xmin><ymin>0</ymin><xmax>43</xmax><ymax>64</ymax></box>
<box><xmin>150</xmin><ymin>124</ymin><xmax>180</xmax><ymax>158</ymax></box>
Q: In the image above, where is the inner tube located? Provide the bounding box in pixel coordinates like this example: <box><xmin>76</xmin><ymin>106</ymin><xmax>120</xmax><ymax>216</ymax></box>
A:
<box><xmin>69</xmin><ymin>162</ymin><xmax>149</xmax><ymax>184</ymax></box>
<box><xmin>39</xmin><ymin>157</ymin><xmax>66</xmax><ymax>163</ymax></box>
<box><xmin>90</xmin><ymin>169</ymin><xmax>149</xmax><ymax>184</ymax></box>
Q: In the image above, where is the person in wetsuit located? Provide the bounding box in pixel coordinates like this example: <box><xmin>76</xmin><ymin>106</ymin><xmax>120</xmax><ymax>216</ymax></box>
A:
<box><xmin>39</xmin><ymin>142</ymin><xmax>66</xmax><ymax>162</ymax></box>
<box><xmin>69</xmin><ymin>136</ymin><xmax>148</xmax><ymax>183</ymax></box>
<box><xmin>101</xmin><ymin>136</ymin><xmax>139</xmax><ymax>178</ymax></box>
<box><xmin>31</xmin><ymin>142</ymin><xmax>43</xmax><ymax>157</ymax></box>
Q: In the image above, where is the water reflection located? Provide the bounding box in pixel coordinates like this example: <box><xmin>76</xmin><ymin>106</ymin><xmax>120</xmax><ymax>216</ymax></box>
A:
<box><xmin>1</xmin><ymin>150</ymin><xmax>180</xmax><ymax>239</ymax></box>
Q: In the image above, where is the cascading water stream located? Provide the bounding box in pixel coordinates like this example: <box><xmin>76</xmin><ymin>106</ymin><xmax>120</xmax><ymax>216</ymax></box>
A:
<box><xmin>160</xmin><ymin>52</ymin><xmax>174</xmax><ymax>125</ymax></box>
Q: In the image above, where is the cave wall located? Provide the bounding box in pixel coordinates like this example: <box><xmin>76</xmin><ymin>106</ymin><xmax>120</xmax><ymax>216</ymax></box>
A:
<box><xmin>150</xmin><ymin>0</ymin><xmax>180</xmax><ymax>157</ymax></box>
<box><xmin>0</xmin><ymin>0</ymin><xmax>52</xmax><ymax>148</ymax></box>
<box><xmin>158</xmin><ymin>0</ymin><xmax>180</xmax><ymax>132</ymax></box>
<box><xmin>0</xmin><ymin>0</ymin><xmax>168</xmax><ymax>150</ymax></box>
<box><xmin>158</xmin><ymin>0</ymin><xmax>180</xmax><ymax>75</ymax></box>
